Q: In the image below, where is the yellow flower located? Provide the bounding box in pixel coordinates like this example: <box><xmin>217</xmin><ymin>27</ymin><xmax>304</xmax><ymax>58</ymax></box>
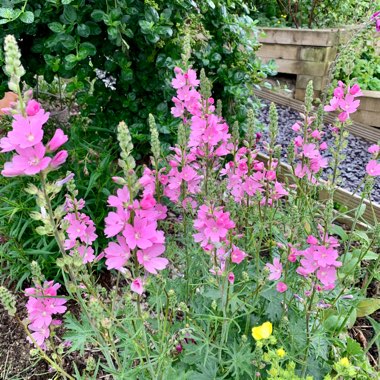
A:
<box><xmin>339</xmin><ymin>357</ymin><xmax>350</xmax><ymax>367</ymax></box>
<box><xmin>276</xmin><ymin>348</ymin><xmax>286</xmax><ymax>358</ymax></box>
<box><xmin>252</xmin><ymin>321</ymin><xmax>273</xmax><ymax>341</ymax></box>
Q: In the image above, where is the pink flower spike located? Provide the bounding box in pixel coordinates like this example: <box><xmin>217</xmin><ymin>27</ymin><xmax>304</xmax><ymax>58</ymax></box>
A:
<box><xmin>131</xmin><ymin>278</ymin><xmax>144</xmax><ymax>295</ymax></box>
<box><xmin>366</xmin><ymin>160</ymin><xmax>380</xmax><ymax>176</ymax></box>
<box><xmin>47</xmin><ymin>129</ymin><xmax>68</xmax><ymax>152</ymax></box>
<box><xmin>26</xmin><ymin>100</ymin><xmax>41</xmax><ymax>116</ymax></box>
<box><xmin>228</xmin><ymin>272</ymin><xmax>235</xmax><ymax>284</ymax></box>
<box><xmin>276</xmin><ymin>282</ymin><xmax>288</xmax><ymax>293</ymax></box>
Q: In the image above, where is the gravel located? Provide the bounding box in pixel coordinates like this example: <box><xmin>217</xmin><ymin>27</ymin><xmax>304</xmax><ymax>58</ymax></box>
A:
<box><xmin>257</xmin><ymin>101</ymin><xmax>380</xmax><ymax>203</ymax></box>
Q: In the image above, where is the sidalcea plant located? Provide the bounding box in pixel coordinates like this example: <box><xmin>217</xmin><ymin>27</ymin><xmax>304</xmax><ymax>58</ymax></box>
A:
<box><xmin>1</xmin><ymin>34</ymin><xmax>380</xmax><ymax>379</ymax></box>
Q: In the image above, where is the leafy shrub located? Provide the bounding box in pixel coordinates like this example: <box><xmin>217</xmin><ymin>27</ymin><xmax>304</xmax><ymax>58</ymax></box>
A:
<box><xmin>252</xmin><ymin>0</ymin><xmax>376</xmax><ymax>28</ymax></box>
<box><xmin>0</xmin><ymin>0</ymin><xmax>271</xmax><ymax>156</ymax></box>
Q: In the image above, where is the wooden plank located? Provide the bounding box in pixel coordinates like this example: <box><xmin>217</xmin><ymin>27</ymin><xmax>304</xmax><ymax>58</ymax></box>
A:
<box><xmin>296</xmin><ymin>75</ymin><xmax>324</xmax><ymax>90</ymax></box>
<box><xmin>294</xmin><ymin>88</ymin><xmax>321</xmax><ymax>101</ymax></box>
<box><xmin>257</xmin><ymin>152</ymin><xmax>380</xmax><ymax>226</ymax></box>
<box><xmin>352</xmin><ymin>109</ymin><xmax>380</xmax><ymax>128</ymax></box>
<box><xmin>257</xmin><ymin>44</ymin><xmax>300</xmax><ymax>60</ymax></box>
<box><xmin>260</xmin><ymin>58</ymin><xmax>329</xmax><ymax>76</ymax></box>
<box><xmin>360</xmin><ymin>91</ymin><xmax>380</xmax><ymax>112</ymax></box>
<box><xmin>253</xmin><ymin>88</ymin><xmax>380</xmax><ymax>143</ymax></box>
<box><xmin>258</xmin><ymin>27</ymin><xmax>339</xmax><ymax>47</ymax></box>
<box><xmin>299</xmin><ymin>46</ymin><xmax>336</xmax><ymax>62</ymax></box>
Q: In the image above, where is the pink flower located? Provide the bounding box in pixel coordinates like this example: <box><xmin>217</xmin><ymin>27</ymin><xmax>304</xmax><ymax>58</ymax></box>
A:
<box><xmin>368</xmin><ymin>144</ymin><xmax>380</xmax><ymax>154</ymax></box>
<box><xmin>316</xmin><ymin>266</ymin><xmax>337</xmax><ymax>286</ymax></box>
<box><xmin>27</xmin><ymin>325</ymin><xmax>50</xmax><ymax>348</ymax></box>
<box><xmin>2</xmin><ymin>143</ymin><xmax>51</xmax><ymax>176</ymax></box>
<box><xmin>276</xmin><ymin>282</ymin><xmax>287</xmax><ymax>293</ymax></box>
<box><xmin>50</xmin><ymin>150</ymin><xmax>68</xmax><ymax>168</ymax></box>
<box><xmin>123</xmin><ymin>217</ymin><xmax>158</xmax><ymax>249</ymax></box>
<box><xmin>231</xmin><ymin>246</ymin><xmax>247</xmax><ymax>264</ymax></box>
<box><xmin>76</xmin><ymin>245</ymin><xmax>95</xmax><ymax>264</ymax></box>
<box><xmin>26</xmin><ymin>100</ymin><xmax>41</xmax><ymax>116</ymax></box>
<box><xmin>131</xmin><ymin>278</ymin><xmax>144</xmax><ymax>295</ymax></box>
<box><xmin>104</xmin><ymin>208</ymin><xmax>129</xmax><ymax>237</ymax></box>
<box><xmin>107</xmin><ymin>186</ymin><xmax>130</xmax><ymax>209</ymax></box>
<box><xmin>104</xmin><ymin>235</ymin><xmax>131</xmax><ymax>272</ymax></box>
<box><xmin>228</xmin><ymin>272</ymin><xmax>235</xmax><ymax>284</ymax></box>
<box><xmin>292</xmin><ymin>122</ymin><xmax>301</xmax><ymax>132</ymax></box>
<box><xmin>8</xmin><ymin>111</ymin><xmax>49</xmax><ymax>149</ymax></box>
<box><xmin>47</xmin><ymin>129</ymin><xmax>68</xmax><ymax>151</ymax></box>
<box><xmin>266</xmin><ymin>258</ymin><xmax>282</xmax><ymax>281</ymax></box>
<box><xmin>338</xmin><ymin>94</ymin><xmax>360</xmax><ymax>121</ymax></box>
<box><xmin>366</xmin><ymin>160</ymin><xmax>380</xmax><ymax>176</ymax></box>
<box><xmin>137</xmin><ymin>244</ymin><xmax>168</xmax><ymax>274</ymax></box>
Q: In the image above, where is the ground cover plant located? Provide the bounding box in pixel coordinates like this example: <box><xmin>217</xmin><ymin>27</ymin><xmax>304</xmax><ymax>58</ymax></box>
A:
<box><xmin>0</xmin><ymin>17</ymin><xmax>380</xmax><ymax>380</ymax></box>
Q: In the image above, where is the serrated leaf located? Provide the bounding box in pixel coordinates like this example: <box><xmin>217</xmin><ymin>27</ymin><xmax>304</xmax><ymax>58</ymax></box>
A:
<box><xmin>356</xmin><ymin>298</ymin><xmax>380</xmax><ymax>317</ymax></box>
<box><xmin>346</xmin><ymin>337</ymin><xmax>363</xmax><ymax>356</ymax></box>
<box><xmin>20</xmin><ymin>10</ymin><xmax>34</xmax><ymax>23</ymax></box>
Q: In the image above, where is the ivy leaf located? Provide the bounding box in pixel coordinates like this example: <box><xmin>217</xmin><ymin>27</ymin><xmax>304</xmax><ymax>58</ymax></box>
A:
<box><xmin>356</xmin><ymin>298</ymin><xmax>380</xmax><ymax>317</ymax></box>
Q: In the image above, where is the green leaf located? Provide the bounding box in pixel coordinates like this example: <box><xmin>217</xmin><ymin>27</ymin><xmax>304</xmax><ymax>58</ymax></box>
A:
<box><xmin>346</xmin><ymin>337</ymin><xmax>363</xmax><ymax>356</ymax></box>
<box><xmin>77</xmin><ymin>24</ymin><xmax>91</xmax><ymax>37</ymax></box>
<box><xmin>329</xmin><ymin>224</ymin><xmax>348</xmax><ymax>241</ymax></box>
<box><xmin>48</xmin><ymin>22</ymin><xmax>65</xmax><ymax>33</ymax></box>
<box><xmin>65</xmin><ymin>54</ymin><xmax>77</xmax><ymax>63</ymax></box>
<box><xmin>78</xmin><ymin>42</ymin><xmax>96</xmax><ymax>60</ymax></box>
<box><xmin>20</xmin><ymin>10</ymin><xmax>34</xmax><ymax>23</ymax></box>
<box><xmin>63</xmin><ymin>5</ymin><xmax>77</xmax><ymax>24</ymax></box>
<box><xmin>356</xmin><ymin>298</ymin><xmax>380</xmax><ymax>317</ymax></box>
<box><xmin>62</xmin><ymin>0</ymin><xmax>74</xmax><ymax>3</ymax></box>
<box><xmin>0</xmin><ymin>7</ymin><xmax>15</xmax><ymax>19</ymax></box>
<box><xmin>91</xmin><ymin>9</ymin><xmax>105</xmax><ymax>22</ymax></box>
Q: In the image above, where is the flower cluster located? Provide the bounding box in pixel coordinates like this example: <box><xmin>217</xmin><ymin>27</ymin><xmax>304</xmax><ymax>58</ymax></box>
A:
<box><xmin>163</xmin><ymin>147</ymin><xmax>202</xmax><ymax>206</ymax></box>
<box><xmin>193</xmin><ymin>204</ymin><xmax>247</xmax><ymax>277</ymax></box>
<box><xmin>294</xmin><ymin>231</ymin><xmax>342</xmax><ymax>290</ymax></box>
<box><xmin>366</xmin><ymin>144</ymin><xmax>380</xmax><ymax>177</ymax></box>
<box><xmin>0</xmin><ymin>99</ymin><xmax>68</xmax><ymax>177</ymax></box>
<box><xmin>291</xmin><ymin>115</ymin><xmax>328</xmax><ymax>182</ymax></box>
<box><xmin>104</xmin><ymin>184</ymin><xmax>168</xmax><ymax>293</ymax></box>
<box><xmin>324</xmin><ymin>82</ymin><xmax>362</xmax><ymax>122</ymax></box>
<box><xmin>63</xmin><ymin>196</ymin><xmax>98</xmax><ymax>264</ymax></box>
<box><xmin>221</xmin><ymin>147</ymin><xmax>288</xmax><ymax>205</ymax></box>
<box><xmin>171</xmin><ymin>67</ymin><xmax>231</xmax><ymax>158</ymax></box>
<box><xmin>25</xmin><ymin>281</ymin><xmax>67</xmax><ymax>348</ymax></box>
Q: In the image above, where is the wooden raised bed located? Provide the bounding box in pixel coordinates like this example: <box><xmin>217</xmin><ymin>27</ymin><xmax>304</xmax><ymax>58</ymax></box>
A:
<box><xmin>257</xmin><ymin>27</ymin><xmax>346</xmax><ymax>101</ymax></box>
<box><xmin>351</xmin><ymin>90</ymin><xmax>380</xmax><ymax>128</ymax></box>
